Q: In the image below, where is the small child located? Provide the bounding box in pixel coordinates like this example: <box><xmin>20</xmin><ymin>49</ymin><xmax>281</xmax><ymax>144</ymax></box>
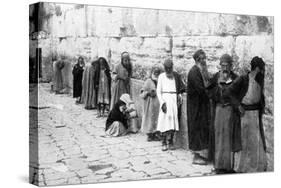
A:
<box><xmin>140</xmin><ymin>67</ymin><xmax>161</xmax><ymax>141</ymax></box>
<box><xmin>97</xmin><ymin>57</ymin><xmax>111</xmax><ymax>117</ymax></box>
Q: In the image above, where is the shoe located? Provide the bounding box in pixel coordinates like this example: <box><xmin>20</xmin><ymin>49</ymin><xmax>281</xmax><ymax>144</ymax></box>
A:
<box><xmin>162</xmin><ymin>144</ymin><xmax>168</xmax><ymax>151</ymax></box>
<box><xmin>192</xmin><ymin>155</ymin><xmax>208</xmax><ymax>165</ymax></box>
<box><xmin>168</xmin><ymin>143</ymin><xmax>176</xmax><ymax>150</ymax></box>
<box><xmin>152</xmin><ymin>133</ymin><xmax>161</xmax><ymax>141</ymax></box>
<box><xmin>147</xmin><ymin>135</ymin><xmax>153</xmax><ymax>142</ymax></box>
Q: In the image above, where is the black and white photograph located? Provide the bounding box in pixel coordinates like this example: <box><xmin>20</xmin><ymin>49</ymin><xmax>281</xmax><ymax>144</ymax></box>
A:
<box><xmin>28</xmin><ymin>1</ymin><xmax>274</xmax><ymax>187</ymax></box>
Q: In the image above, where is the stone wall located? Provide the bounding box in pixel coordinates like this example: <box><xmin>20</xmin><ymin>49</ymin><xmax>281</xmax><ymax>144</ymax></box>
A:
<box><xmin>29</xmin><ymin>3</ymin><xmax>274</xmax><ymax>170</ymax></box>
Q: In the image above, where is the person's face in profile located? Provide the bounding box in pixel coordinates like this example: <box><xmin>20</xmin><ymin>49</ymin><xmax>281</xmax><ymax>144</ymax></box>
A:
<box><xmin>151</xmin><ymin>71</ymin><xmax>160</xmax><ymax>81</ymax></box>
<box><xmin>119</xmin><ymin>104</ymin><xmax>127</xmax><ymax>113</ymax></box>
<box><xmin>122</xmin><ymin>54</ymin><xmax>130</xmax><ymax>66</ymax></box>
<box><xmin>198</xmin><ymin>54</ymin><xmax>207</xmax><ymax>67</ymax></box>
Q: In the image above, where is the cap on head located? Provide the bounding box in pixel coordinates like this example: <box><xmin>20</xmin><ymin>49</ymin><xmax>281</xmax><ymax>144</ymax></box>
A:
<box><xmin>121</xmin><ymin>51</ymin><xmax>130</xmax><ymax>58</ymax></box>
<box><xmin>163</xmin><ymin>59</ymin><xmax>173</xmax><ymax>68</ymax></box>
<box><xmin>220</xmin><ymin>54</ymin><xmax>233</xmax><ymax>66</ymax></box>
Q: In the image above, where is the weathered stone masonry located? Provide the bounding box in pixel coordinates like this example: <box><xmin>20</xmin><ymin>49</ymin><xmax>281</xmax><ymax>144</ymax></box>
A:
<box><xmin>29</xmin><ymin>3</ymin><xmax>274</xmax><ymax>170</ymax></box>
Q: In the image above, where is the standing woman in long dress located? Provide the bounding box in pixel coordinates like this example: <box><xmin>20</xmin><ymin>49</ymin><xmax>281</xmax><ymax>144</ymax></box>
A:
<box><xmin>140</xmin><ymin>66</ymin><xmax>161</xmax><ymax>141</ymax></box>
<box><xmin>97</xmin><ymin>57</ymin><xmax>111</xmax><ymax>117</ymax></box>
<box><xmin>110</xmin><ymin>52</ymin><xmax>132</xmax><ymax>110</ymax></box>
<box><xmin>81</xmin><ymin>59</ymin><xmax>100</xmax><ymax>109</ymax></box>
<box><xmin>72</xmin><ymin>56</ymin><xmax>85</xmax><ymax>103</ymax></box>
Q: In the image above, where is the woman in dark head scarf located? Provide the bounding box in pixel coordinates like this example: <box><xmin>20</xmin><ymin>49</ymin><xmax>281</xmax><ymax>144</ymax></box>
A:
<box><xmin>72</xmin><ymin>56</ymin><xmax>85</xmax><ymax>103</ymax></box>
<box><xmin>110</xmin><ymin>52</ymin><xmax>133</xmax><ymax>110</ymax></box>
<box><xmin>105</xmin><ymin>99</ymin><xmax>128</xmax><ymax>137</ymax></box>
<box><xmin>97</xmin><ymin>57</ymin><xmax>111</xmax><ymax>117</ymax></box>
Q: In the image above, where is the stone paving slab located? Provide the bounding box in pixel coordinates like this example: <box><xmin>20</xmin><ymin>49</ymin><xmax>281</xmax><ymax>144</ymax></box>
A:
<box><xmin>30</xmin><ymin>83</ymin><xmax>214</xmax><ymax>186</ymax></box>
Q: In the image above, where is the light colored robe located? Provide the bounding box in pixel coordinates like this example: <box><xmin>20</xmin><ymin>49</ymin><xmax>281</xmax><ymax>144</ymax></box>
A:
<box><xmin>234</xmin><ymin>75</ymin><xmax>267</xmax><ymax>172</ymax></box>
<box><xmin>140</xmin><ymin>78</ymin><xmax>160</xmax><ymax>134</ymax></box>
<box><xmin>156</xmin><ymin>73</ymin><xmax>179</xmax><ymax>133</ymax></box>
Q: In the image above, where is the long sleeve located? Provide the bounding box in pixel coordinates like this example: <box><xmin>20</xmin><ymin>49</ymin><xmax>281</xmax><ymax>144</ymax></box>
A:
<box><xmin>175</xmin><ymin>72</ymin><xmax>186</xmax><ymax>94</ymax></box>
<box><xmin>188</xmin><ymin>67</ymin><xmax>208</xmax><ymax>97</ymax></box>
<box><xmin>156</xmin><ymin>75</ymin><xmax>164</xmax><ymax>106</ymax></box>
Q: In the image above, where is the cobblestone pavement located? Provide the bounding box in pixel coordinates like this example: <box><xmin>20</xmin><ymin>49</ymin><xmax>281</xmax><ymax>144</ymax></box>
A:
<box><xmin>30</xmin><ymin>84</ymin><xmax>214</xmax><ymax>186</ymax></box>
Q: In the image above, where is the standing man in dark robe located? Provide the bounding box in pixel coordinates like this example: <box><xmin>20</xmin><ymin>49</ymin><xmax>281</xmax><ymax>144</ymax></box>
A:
<box><xmin>207</xmin><ymin>54</ymin><xmax>240</xmax><ymax>173</ymax></box>
<box><xmin>72</xmin><ymin>56</ymin><xmax>85</xmax><ymax>103</ymax></box>
<box><xmin>110</xmin><ymin>52</ymin><xmax>132</xmax><ymax>110</ymax></box>
<box><xmin>187</xmin><ymin>49</ymin><xmax>211</xmax><ymax>165</ymax></box>
<box><xmin>225</xmin><ymin>56</ymin><xmax>267</xmax><ymax>172</ymax></box>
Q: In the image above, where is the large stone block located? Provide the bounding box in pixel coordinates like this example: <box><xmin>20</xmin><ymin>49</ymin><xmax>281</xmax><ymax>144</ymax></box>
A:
<box><xmin>158</xmin><ymin>11</ymin><xmax>273</xmax><ymax>36</ymax></box>
<box><xmin>234</xmin><ymin>35</ymin><xmax>274</xmax><ymax>67</ymax></box>
<box><xmin>94</xmin><ymin>7</ymin><xmax>123</xmax><ymax>37</ymax></box>
<box><xmin>132</xmin><ymin>9</ymin><xmax>159</xmax><ymax>36</ymax></box>
<box><xmin>86</xmin><ymin>6</ymin><xmax>97</xmax><ymax>37</ymax></box>
<box><xmin>64</xmin><ymin>6</ymin><xmax>87</xmax><ymax>37</ymax></box>
<box><xmin>264</xmin><ymin>64</ymin><xmax>274</xmax><ymax>116</ymax></box>
<box><xmin>172</xmin><ymin>36</ymin><xmax>235</xmax><ymax>74</ymax></box>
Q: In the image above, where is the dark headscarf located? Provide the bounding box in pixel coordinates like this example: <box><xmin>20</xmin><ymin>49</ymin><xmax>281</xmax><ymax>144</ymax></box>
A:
<box><xmin>105</xmin><ymin>100</ymin><xmax>127</xmax><ymax>131</ymax></box>
<box><xmin>251</xmin><ymin>56</ymin><xmax>265</xmax><ymax>89</ymax></box>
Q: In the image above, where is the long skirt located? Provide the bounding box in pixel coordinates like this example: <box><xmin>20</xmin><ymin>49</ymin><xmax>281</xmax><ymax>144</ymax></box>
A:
<box><xmin>52</xmin><ymin>62</ymin><xmax>63</xmax><ymax>93</ymax></box>
<box><xmin>81</xmin><ymin>64</ymin><xmax>97</xmax><ymax>109</ymax></box>
<box><xmin>141</xmin><ymin>97</ymin><xmax>160</xmax><ymax>134</ymax></box>
<box><xmin>214</xmin><ymin>105</ymin><xmax>234</xmax><ymax>170</ymax></box>
<box><xmin>234</xmin><ymin>110</ymin><xmax>267</xmax><ymax>172</ymax></box>
<box><xmin>105</xmin><ymin>121</ymin><xmax>127</xmax><ymax>137</ymax></box>
<box><xmin>157</xmin><ymin>93</ymin><xmax>179</xmax><ymax>133</ymax></box>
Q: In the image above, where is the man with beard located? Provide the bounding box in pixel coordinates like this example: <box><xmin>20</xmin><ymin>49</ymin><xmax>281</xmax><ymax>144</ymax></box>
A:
<box><xmin>187</xmin><ymin>49</ymin><xmax>210</xmax><ymax>165</ymax></box>
<box><xmin>207</xmin><ymin>54</ymin><xmax>240</xmax><ymax>173</ymax></box>
<box><xmin>225</xmin><ymin>56</ymin><xmax>267</xmax><ymax>172</ymax></box>
<box><xmin>156</xmin><ymin>59</ymin><xmax>185</xmax><ymax>151</ymax></box>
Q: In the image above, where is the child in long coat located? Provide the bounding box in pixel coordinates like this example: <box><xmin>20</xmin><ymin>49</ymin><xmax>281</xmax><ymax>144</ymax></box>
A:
<box><xmin>140</xmin><ymin>67</ymin><xmax>161</xmax><ymax>141</ymax></box>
